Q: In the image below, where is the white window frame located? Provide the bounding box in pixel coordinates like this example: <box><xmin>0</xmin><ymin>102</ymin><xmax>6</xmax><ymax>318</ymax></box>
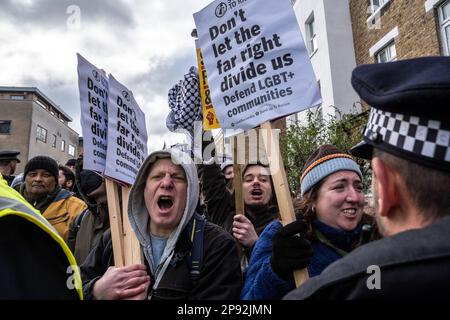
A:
<box><xmin>61</xmin><ymin>139</ymin><xmax>66</xmax><ymax>152</ymax></box>
<box><xmin>68</xmin><ymin>144</ymin><xmax>76</xmax><ymax>157</ymax></box>
<box><xmin>35</xmin><ymin>99</ymin><xmax>47</xmax><ymax>110</ymax></box>
<box><xmin>376</xmin><ymin>42</ymin><xmax>397</xmax><ymax>63</ymax></box>
<box><xmin>370</xmin><ymin>0</ymin><xmax>389</xmax><ymax>13</ymax></box>
<box><xmin>439</xmin><ymin>0</ymin><xmax>450</xmax><ymax>56</ymax></box>
<box><xmin>369</xmin><ymin>26</ymin><xmax>399</xmax><ymax>57</ymax></box>
<box><xmin>367</xmin><ymin>0</ymin><xmax>391</xmax><ymax>25</ymax></box>
<box><xmin>305</xmin><ymin>13</ymin><xmax>317</xmax><ymax>56</ymax></box>
<box><xmin>52</xmin><ymin>134</ymin><xmax>57</xmax><ymax>148</ymax></box>
<box><xmin>36</xmin><ymin>125</ymin><xmax>47</xmax><ymax>143</ymax></box>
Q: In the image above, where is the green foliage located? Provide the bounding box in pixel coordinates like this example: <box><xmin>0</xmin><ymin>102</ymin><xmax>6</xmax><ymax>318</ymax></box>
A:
<box><xmin>281</xmin><ymin>106</ymin><xmax>371</xmax><ymax>195</ymax></box>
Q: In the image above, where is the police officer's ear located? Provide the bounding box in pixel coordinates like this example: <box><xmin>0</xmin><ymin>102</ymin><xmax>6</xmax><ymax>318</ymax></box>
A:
<box><xmin>371</xmin><ymin>157</ymin><xmax>399</xmax><ymax>218</ymax></box>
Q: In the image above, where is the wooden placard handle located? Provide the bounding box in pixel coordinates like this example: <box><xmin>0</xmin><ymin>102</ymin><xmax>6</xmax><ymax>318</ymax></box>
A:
<box><xmin>233</xmin><ymin>134</ymin><xmax>245</xmax><ymax>216</ymax></box>
<box><xmin>121</xmin><ymin>186</ymin><xmax>144</xmax><ymax>265</ymax></box>
<box><xmin>260</xmin><ymin>121</ymin><xmax>309</xmax><ymax>287</ymax></box>
<box><xmin>105</xmin><ymin>178</ymin><xmax>125</xmax><ymax>267</ymax></box>
<box><xmin>106</xmin><ymin>179</ymin><xmax>143</xmax><ymax>267</ymax></box>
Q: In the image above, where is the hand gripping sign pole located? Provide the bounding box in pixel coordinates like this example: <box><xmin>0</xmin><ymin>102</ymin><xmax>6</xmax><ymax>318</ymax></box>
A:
<box><xmin>260</xmin><ymin>121</ymin><xmax>309</xmax><ymax>287</ymax></box>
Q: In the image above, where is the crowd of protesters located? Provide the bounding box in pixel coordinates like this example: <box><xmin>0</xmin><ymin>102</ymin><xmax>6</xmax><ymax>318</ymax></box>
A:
<box><xmin>0</xmin><ymin>57</ymin><xmax>449</xmax><ymax>300</ymax></box>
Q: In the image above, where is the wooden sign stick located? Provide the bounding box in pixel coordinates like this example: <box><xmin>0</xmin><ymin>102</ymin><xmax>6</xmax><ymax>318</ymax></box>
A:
<box><xmin>121</xmin><ymin>186</ymin><xmax>144</xmax><ymax>265</ymax></box>
<box><xmin>260</xmin><ymin>121</ymin><xmax>309</xmax><ymax>287</ymax></box>
<box><xmin>105</xmin><ymin>178</ymin><xmax>125</xmax><ymax>267</ymax></box>
<box><xmin>233</xmin><ymin>134</ymin><xmax>245</xmax><ymax>216</ymax></box>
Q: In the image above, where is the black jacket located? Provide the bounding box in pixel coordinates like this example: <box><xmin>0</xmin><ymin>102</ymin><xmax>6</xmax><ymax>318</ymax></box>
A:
<box><xmin>0</xmin><ymin>215</ymin><xmax>79</xmax><ymax>299</ymax></box>
<box><xmin>198</xmin><ymin>163</ymin><xmax>234</xmax><ymax>231</ymax></box>
<box><xmin>80</xmin><ymin>217</ymin><xmax>243</xmax><ymax>300</ymax></box>
<box><xmin>284</xmin><ymin>215</ymin><xmax>450</xmax><ymax>299</ymax></box>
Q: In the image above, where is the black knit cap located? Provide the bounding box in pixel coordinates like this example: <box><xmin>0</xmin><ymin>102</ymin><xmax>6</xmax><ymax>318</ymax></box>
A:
<box><xmin>65</xmin><ymin>159</ymin><xmax>77</xmax><ymax>167</ymax></box>
<box><xmin>24</xmin><ymin>156</ymin><xmax>59</xmax><ymax>181</ymax></box>
<box><xmin>80</xmin><ymin>170</ymin><xmax>103</xmax><ymax>195</ymax></box>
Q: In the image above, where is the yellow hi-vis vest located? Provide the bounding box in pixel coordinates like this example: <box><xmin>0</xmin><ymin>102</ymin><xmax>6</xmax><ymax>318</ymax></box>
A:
<box><xmin>0</xmin><ymin>174</ymin><xmax>83</xmax><ymax>300</ymax></box>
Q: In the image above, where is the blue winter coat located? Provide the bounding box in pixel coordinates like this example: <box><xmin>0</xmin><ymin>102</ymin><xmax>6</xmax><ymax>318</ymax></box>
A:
<box><xmin>241</xmin><ymin>219</ymin><xmax>362</xmax><ymax>300</ymax></box>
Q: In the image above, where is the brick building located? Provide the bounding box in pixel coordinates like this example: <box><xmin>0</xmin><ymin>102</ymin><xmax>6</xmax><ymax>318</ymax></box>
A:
<box><xmin>350</xmin><ymin>0</ymin><xmax>449</xmax><ymax>65</ymax></box>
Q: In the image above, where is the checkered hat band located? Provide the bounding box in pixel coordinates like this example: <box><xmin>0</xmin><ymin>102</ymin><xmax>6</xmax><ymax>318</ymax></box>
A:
<box><xmin>365</xmin><ymin>109</ymin><xmax>450</xmax><ymax>163</ymax></box>
<box><xmin>300</xmin><ymin>157</ymin><xmax>362</xmax><ymax>196</ymax></box>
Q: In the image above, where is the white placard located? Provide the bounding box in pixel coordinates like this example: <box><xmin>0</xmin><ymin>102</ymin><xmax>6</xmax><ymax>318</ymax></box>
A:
<box><xmin>104</xmin><ymin>75</ymin><xmax>148</xmax><ymax>185</ymax></box>
<box><xmin>194</xmin><ymin>0</ymin><xmax>322</xmax><ymax>130</ymax></box>
<box><xmin>77</xmin><ymin>53</ymin><xmax>109</xmax><ymax>172</ymax></box>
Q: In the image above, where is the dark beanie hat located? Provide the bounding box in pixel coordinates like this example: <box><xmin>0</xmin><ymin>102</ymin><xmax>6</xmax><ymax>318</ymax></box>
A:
<box><xmin>300</xmin><ymin>145</ymin><xmax>362</xmax><ymax>196</ymax></box>
<box><xmin>24</xmin><ymin>156</ymin><xmax>59</xmax><ymax>181</ymax></box>
<box><xmin>80</xmin><ymin>170</ymin><xmax>103</xmax><ymax>195</ymax></box>
<box><xmin>65</xmin><ymin>159</ymin><xmax>77</xmax><ymax>167</ymax></box>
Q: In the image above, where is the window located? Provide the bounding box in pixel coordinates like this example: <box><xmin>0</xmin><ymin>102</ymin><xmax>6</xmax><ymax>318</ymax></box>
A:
<box><xmin>367</xmin><ymin>0</ymin><xmax>391</xmax><ymax>27</ymax></box>
<box><xmin>52</xmin><ymin>134</ymin><xmax>57</xmax><ymax>148</ymax></box>
<box><xmin>35</xmin><ymin>99</ymin><xmax>47</xmax><ymax>110</ymax></box>
<box><xmin>0</xmin><ymin>120</ymin><xmax>11</xmax><ymax>134</ymax></box>
<box><xmin>306</xmin><ymin>13</ymin><xmax>317</xmax><ymax>55</ymax></box>
<box><xmin>10</xmin><ymin>95</ymin><xmax>24</xmax><ymax>100</ymax></box>
<box><xmin>370</xmin><ymin>0</ymin><xmax>389</xmax><ymax>14</ymax></box>
<box><xmin>36</xmin><ymin>125</ymin><xmax>47</xmax><ymax>143</ymax></box>
<box><xmin>61</xmin><ymin>140</ymin><xmax>66</xmax><ymax>152</ymax></box>
<box><xmin>376</xmin><ymin>42</ymin><xmax>397</xmax><ymax>63</ymax></box>
<box><xmin>68</xmin><ymin>144</ymin><xmax>76</xmax><ymax>157</ymax></box>
<box><xmin>439</xmin><ymin>0</ymin><xmax>450</xmax><ymax>56</ymax></box>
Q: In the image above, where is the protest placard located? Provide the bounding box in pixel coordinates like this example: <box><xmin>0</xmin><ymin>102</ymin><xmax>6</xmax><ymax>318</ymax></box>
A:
<box><xmin>194</xmin><ymin>0</ymin><xmax>321</xmax><ymax>130</ymax></box>
<box><xmin>77</xmin><ymin>53</ymin><xmax>109</xmax><ymax>172</ymax></box>
<box><xmin>104</xmin><ymin>75</ymin><xmax>148</xmax><ymax>185</ymax></box>
<box><xmin>196</xmin><ymin>40</ymin><xmax>221</xmax><ymax>130</ymax></box>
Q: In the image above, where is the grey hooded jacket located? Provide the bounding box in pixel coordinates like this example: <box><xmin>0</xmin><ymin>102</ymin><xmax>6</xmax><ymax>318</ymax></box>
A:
<box><xmin>81</xmin><ymin>149</ymin><xmax>242</xmax><ymax>299</ymax></box>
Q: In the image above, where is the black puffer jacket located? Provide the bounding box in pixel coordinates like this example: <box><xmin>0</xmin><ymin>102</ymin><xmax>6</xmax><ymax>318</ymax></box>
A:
<box><xmin>80</xmin><ymin>215</ymin><xmax>242</xmax><ymax>300</ymax></box>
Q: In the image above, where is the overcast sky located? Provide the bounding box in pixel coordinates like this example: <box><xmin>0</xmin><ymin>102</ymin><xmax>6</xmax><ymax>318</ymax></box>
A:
<box><xmin>0</xmin><ymin>0</ymin><xmax>213</xmax><ymax>153</ymax></box>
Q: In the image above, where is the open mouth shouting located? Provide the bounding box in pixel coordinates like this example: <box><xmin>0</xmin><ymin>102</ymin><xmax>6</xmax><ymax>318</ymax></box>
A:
<box><xmin>250</xmin><ymin>188</ymin><xmax>264</xmax><ymax>200</ymax></box>
<box><xmin>157</xmin><ymin>195</ymin><xmax>174</xmax><ymax>213</ymax></box>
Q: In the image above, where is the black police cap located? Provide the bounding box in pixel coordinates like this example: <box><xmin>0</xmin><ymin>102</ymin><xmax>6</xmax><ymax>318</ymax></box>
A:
<box><xmin>350</xmin><ymin>56</ymin><xmax>450</xmax><ymax>172</ymax></box>
<box><xmin>0</xmin><ymin>150</ymin><xmax>21</xmax><ymax>163</ymax></box>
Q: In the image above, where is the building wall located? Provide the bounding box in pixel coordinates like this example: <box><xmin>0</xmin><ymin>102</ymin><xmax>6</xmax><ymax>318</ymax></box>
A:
<box><xmin>323</xmin><ymin>0</ymin><xmax>361</xmax><ymax>116</ymax></box>
<box><xmin>29</xmin><ymin>100</ymin><xmax>79</xmax><ymax>167</ymax></box>
<box><xmin>350</xmin><ymin>0</ymin><xmax>442</xmax><ymax>65</ymax></box>
<box><xmin>291</xmin><ymin>0</ymin><xmax>360</xmax><ymax>125</ymax></box>
<box><xmin>0</xmin><ymin>95</ymin><xmax>33</xmax><ymax>173</ymax></box>
<box><xmin>0</xmin><ymin>90</ymin><xmax>79</xmax><ymax>174</ymax></box>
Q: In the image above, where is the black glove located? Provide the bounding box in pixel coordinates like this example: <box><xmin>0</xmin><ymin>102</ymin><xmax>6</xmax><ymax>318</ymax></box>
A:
<box><xmin>270</xmin><ymin>219</ymin><xmax>313</xmax><ymax>280</ymax></box>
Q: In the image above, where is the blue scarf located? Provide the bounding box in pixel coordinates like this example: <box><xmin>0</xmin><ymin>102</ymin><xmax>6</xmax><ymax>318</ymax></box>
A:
<box><xmin>308</xmin><ymin>219</ymin><xmax>362</xmax><ymax>277</ymax></box>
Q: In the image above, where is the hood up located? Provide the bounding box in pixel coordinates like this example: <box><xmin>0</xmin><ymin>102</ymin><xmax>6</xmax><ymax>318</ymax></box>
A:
<box><xmin>128</xmin><ymin>148</ymin><xmax>199</xmax><ymax>289</ymax></box>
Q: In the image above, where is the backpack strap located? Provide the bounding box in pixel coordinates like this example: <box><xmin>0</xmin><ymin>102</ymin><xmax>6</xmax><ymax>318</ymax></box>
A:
<box><xmin>74</xmin><ymin>208</ymin><xmax>88</xmax><ymax>231</ymax></box>
<box><xmin>186</xmin><ymin>213</ymin><xmax>206</xmax><ymax>282</ymax></box>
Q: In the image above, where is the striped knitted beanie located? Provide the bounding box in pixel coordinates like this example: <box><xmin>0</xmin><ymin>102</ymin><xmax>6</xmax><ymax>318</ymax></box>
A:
<box><xmin>300</xmin><ymin>145</ymin><xmax>362</xmax><ymax>196</ymax></box>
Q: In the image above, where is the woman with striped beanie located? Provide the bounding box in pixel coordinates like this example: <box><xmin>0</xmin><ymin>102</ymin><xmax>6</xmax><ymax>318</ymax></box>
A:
<box><xmin>241</xmin><ymin>145</ymin><xmax>375</xmax><ymax>300</ymax></box>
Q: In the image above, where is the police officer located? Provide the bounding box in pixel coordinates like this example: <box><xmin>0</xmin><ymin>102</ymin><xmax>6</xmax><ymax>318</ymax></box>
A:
<box><xmin>284</xmin><ymin>56</ymin><xmax>450</xmax><ymax>299</ymax></box>
<box><xmin>0</xmin><ymin>150</ymin><xmax>20</xmax><ymax>186</ymax></box>
<box><xmin>0</xmin><ymin>174</ymin><xmax>83</xmax><ymax>299</ymax></box>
